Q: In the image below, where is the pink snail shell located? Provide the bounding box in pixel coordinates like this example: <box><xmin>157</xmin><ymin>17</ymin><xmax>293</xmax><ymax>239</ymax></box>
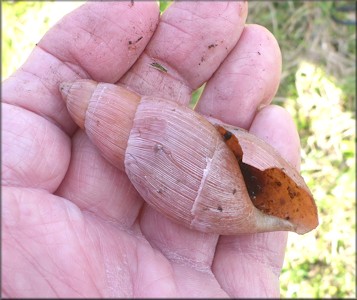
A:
<box><xmin>60</xmin><ymin>79</ymin><xmax>318</xmax><ymax>235</ymax></box>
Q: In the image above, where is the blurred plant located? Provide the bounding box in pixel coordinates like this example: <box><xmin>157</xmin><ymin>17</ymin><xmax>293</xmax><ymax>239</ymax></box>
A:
<box><xmin>247</xmin><ymin>1</ymin><xmax>356</xmax><ymax>112</ymax></box>
<box><xmin>282</xmin><ymin>61</ymin><xmax>355</xmax><ymax>298</ymax></box>
<box><xmin>158</xmin><ymin>0</ymin><xmax>172</xmax><ymax>13</ymax></box>
<box><xmin>2</xmin><ymin>1</ymin><xmax>82</xmax><ymax>79</ymax></box>
<box><xmin>247</xmin><ymin>3</ymin><xmax>355</xmax><ymax>296</ymax></box>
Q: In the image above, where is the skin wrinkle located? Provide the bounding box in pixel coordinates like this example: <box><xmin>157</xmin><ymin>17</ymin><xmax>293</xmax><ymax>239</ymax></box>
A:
<box><xmin>16</xmin><ymin>68</ymin><xmax>54</xmax><ymax>98</ymax></box>
<box><xmin>62</xmin><ymin>204</ymin><xmax>102</xmax><ymax>296</ymax></box>
<box><xmin>9</xmin><ymin>233</ymin><xmax>59</xmax><ymax>297</ymax></box>
<box><xmin>133</xmin><ymin>244</ymin><xmax>172</xmax><ymax>297</ymax></box>
<box><xmin>38</xmin><ymin>126</ymin><xmax>63</xmax><ymax>188</ymax></box>
<box><xmin>75</xmin><ymin>147</ymin><xmax>87</xmax><ymax>194</ymax></box>
<box><xmin>135</xmin><ymin>216</ymin><xmax>181</xmax><ymax>296</ymax></box>
<box><xmin>226</xmin><ymin>59</ymin><xmax>263</xmax><ymax>69</ymax></box>
<box><xmin>60</xmin><ymin>59</ymin><xmax>90</xmax><ymax>79</ymax></box>
<box><xmin>37</xmin><ymin>202</ymin><xmax>83</xmax><ymax>293</ymax></box>
<box><xmin>86</xmin><ymin>5</ymin><xmax>133</xmax><ymax>35</ymax></box>
<box><xmin>169</xmin><ymin>2</ymin><xmax>234</xmax><ymax>23</ymax></box>
<box><xmin>221</xmin><ymin>2</ymin><xmax>235</xmax><ymax>23</ymax></box>
<box><xmin>132</xmin><ymin>242</ymin><xmax>141</xmax><ymax>296</ymax></box>
<box><xmin>221</xmin><ymin>264</ymin><xmax>237</xmax><ymax>297</ymax></box>
<box><xmin>37</xmin><ymin>42</ymin><xmax>90</xmax><ymax>81</ymax></box>
<box><xmin>3</xmin><ymin>107</ymin><xmax>67</xmax><ymax>190</ymax></box>
<box><xmin>115</xmin><ymin>229</ymin><xmax>142</xmax><ymax>296</ymax></box>
<box><xmin>217</xmin><ymin>233</ymin><xmax>286</xmax><ymax>277</ymax></box>
<box><xmin>3</xmin><ymin>140</ymin><xmax>31</xmax><ymax>182</ymax></box>
<box><xmin>148</xmin><ymin>236</ymin><xmax>213</xmax><ymax>274</ymax></box>
<box><xmin>45</xmin><ymin>247</ymin><xmax>83</xmax><ymax>297</ymax></box>
<box><xmin>159</xmin><ymin>18</ymin><xmax>193</xmax><ymax>37</ymax></box>
<box><xmin>140</xmin><ymin>209</ymin><xmax>219</xmax><ymax>275</ymax></box>
<box><xmin>163</xmin><ymin>250</ymin><xmax>212</xmax><ymax>274</ymax></box>
<box><xmin>104</xmin><ymin>259</ymin><xmax>130</xmax><ymax>297</ymax></box>
<box><xmin>83</xmin><ymin>209</ymin><xmax>131</xmax><ymax>234</ymax></box>
<box><xmin>225</xmin><ymin>237</ymin><xmax>283</xmax><ymax>277</ymax></box>
<box><xmin>98</xmin><ymin>223</ymin><xmax>138</xmax><ymax>297</ymax></box>
<box><xmin>56</xmin><ymin>24</ymin><xmax>92</xmax><ymax>52</ymax></box>
<box><xmin>87</xmin><ymin>216</ymin><xmax>110</xmax><ymax>296</ymax></box>
<box><xmin>75</xmin><ymin>25</ymin><xmax>113</xmax><ymax>59</ymax></box>
<box><xmin>5</xmin><ymin>74</ymin><xmax>61</xmax><ymax>129</ymax></box>
<box><xmin>105</xmin><ymin>176</ymin><xmax>136</xmax><ymax>227</ymax></box>
<box><xmin>71</xmin><ymin>5</ymin><xmax>159</xmax><ymax>77</ymax></box>
<box><xmin>5</xmin><ymin>70</ymin><xmax>76</xmax><ymax>134</ymax></box>
<box><xmin>227</xmin><ymin>258</ymin><xmax>278</xmax><ymax>298</ymax></box>
<box><xmin>243</xmin><ymin>252</ymin><xmax>281</xmax><ymax>277</ymax></box>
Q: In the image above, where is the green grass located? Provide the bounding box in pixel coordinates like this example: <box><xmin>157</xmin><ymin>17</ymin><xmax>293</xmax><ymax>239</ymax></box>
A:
<box><xmin>2</xmin><ymin>1</ymin><xmax>356</xmax><ymax>298</ymax></box>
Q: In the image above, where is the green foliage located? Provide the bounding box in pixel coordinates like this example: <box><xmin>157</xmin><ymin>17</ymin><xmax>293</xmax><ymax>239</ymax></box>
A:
<box><xmin>2</xmin><ymin>1</ymin><xmax>46</xmax><ymax>78</ymax></box>
<box><xmin>282</xmin><ymin>62</ymin><xmax>355</xmax><ymax>298</ymax></box>
<box><xmin>2</xmin><ymin>1</ymin><xmax>82</xmax><ymax>79</ymax></box>
<box><xmin>159</xmin><ymin>0</ymin><xmax>172</xmax><ymax>13</ymax></box>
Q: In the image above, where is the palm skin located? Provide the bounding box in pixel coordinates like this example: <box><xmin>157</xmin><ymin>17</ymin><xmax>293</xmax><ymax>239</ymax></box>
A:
<box><xmin>2</xmin><ymin>1</ymin><xmax>301</xmax><ymax>298</ymax></box>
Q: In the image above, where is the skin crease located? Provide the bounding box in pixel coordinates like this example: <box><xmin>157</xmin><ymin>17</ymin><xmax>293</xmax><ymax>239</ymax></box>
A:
<box><xmin>2</xmin><ymin>1</ymin><xmax>301</xmax><ymax>298</ymax></box>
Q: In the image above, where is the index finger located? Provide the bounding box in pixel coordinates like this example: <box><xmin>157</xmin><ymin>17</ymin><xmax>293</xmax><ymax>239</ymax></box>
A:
<box><xmin>2</xmin><ymin>1</ymin><xmax>159</xmax><ymax>133</ymax></box>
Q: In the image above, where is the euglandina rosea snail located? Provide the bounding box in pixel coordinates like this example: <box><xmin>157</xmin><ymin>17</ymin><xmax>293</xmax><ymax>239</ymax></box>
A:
<box><xmin>59</xmin><ymin>79</ymin><xmax>318</xmax><ymax>235</ymax></box>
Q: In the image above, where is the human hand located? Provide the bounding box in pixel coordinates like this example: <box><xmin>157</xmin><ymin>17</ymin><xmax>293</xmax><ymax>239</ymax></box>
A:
<box><xmin>2</xmin><ymin>1</ymin><xmax>301</xmax><ymax>297</ymax></box>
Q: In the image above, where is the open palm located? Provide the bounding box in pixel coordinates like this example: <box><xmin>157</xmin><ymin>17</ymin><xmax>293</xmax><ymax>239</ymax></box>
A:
<box><xmin>2</xmin><ymin>1</ymin><xmax>301</xmax><ymax>297</ymax></box>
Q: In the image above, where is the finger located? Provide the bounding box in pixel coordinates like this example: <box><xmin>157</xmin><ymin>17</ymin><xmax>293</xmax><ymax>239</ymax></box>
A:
<box><xmin>212</xmin><ymin>105</ymin><xmax>301</xmax><ymax>298</ymax></box>
<box><xmin>2</xmin><ymin>103</ymin><xmax>70</xmax><ymax>192</ymax></box>
<box><xmin>140</xmin><ymin>206</ymin><xmax>227</xmax><ymax>297</ymax></box>
<box><xmin>120</xmin><ymin>1</ymin><xmax>248</xmax><ymax>105</ymax></box>
<box><xmin>196</xmin><ymin>24</ymin><xmax>282</xmax><ymax>129</ymax></box>
<box><xmin>250</xmin><ymin>105</ymin><xmax>301</xmax><ymax>171</ymax></box>
<box><xmin>2</xmin><ymin>1</ymin><xmax>159</xmax><ymax>134</ymax></box>
<box><xmin>55</xmin><ymin>130</ymin><xmax>143</xmax><ymax>226</ymax></box>
<box><xmin>129</xmin><ymin>1</ymin><xmax>247</xmax><ymax>293</ymax></box>
<box><xmin>2</xmin><ymin>1</ymin><xmax>159</xmax><ymax>192</ymax></box>
<box><xmin>214</xmin><ymin>231</ymin><xmax>288</xmax><ymax>297</ymax></box>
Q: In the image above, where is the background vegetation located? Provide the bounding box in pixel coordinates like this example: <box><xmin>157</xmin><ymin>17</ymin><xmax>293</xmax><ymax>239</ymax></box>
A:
<box><xmin>2</xmin><ymin>1</ymin><xmax>355</xmax><ymax>298</ymax></box>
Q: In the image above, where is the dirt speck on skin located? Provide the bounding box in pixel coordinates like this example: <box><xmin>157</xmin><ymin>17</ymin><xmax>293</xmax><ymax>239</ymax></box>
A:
<box><xmin>128</xmin><ymin>36</ymin><xmax>143</xmax><ymax>45</ymax></box>
<box><xmin>208</xmin><ymin>43</ymin><xmax>218</xmax><ymax>49</ymax></box>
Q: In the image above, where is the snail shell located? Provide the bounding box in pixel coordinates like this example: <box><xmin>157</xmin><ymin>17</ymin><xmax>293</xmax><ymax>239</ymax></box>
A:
<box><xmin>60</xmin><ymin>79</ymin><xmax>318</xmax><ymax>235</ymax></box>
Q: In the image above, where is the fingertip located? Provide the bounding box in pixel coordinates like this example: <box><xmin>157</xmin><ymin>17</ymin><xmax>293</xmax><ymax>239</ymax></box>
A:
<box><xmin>245</xmin><ymin>23</ymin><xmax>282</xmax><ymax>103</ymax></box>
<box><xmin>249</xmin><ymin>104</ymin><xmax>301</xmax><ymax>171</ymax></box>
<box><xmin>196</xmin><ymin>23</ymin><xmax>282</xmax><ymax>129</ymax></box>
